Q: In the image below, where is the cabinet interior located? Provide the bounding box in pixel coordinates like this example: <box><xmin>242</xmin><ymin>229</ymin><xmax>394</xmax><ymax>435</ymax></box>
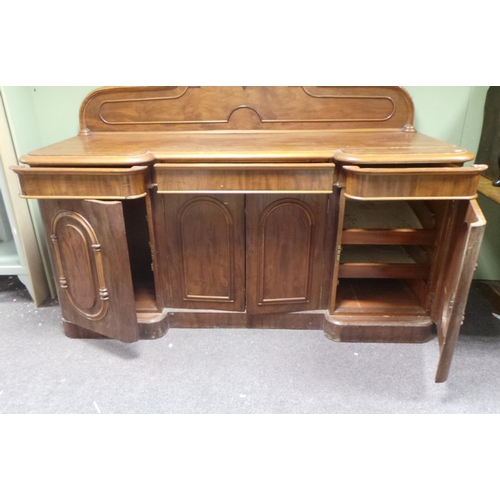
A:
<box><xmin>334</xmin><ymin>199</ymin><xmax>445</xmax><ymax>315</ymax></box>
<box><xmin>335</xmin><ymin>279</ymin><xmax>428</xmax><ymax>315</ymax></box>
<box><xmin>122</xmin><ymin>197</ymin><xmax>157</xmax><ymax>312</ymax></box>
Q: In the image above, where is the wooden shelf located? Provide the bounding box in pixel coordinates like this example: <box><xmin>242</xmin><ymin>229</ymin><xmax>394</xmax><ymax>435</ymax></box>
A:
<box><xmin>342</xmin><ymin>228</ymin><xmax>436</xmax><ymax>245</ymax></box>
<box><xmin>334</xmin><ymin>278</ymin><xmax>427</xmax><ymax>315</ymax></box>
<box><xmin>342</xmin><ymin>199</ymin><xmax>437</xmax><ymax>246</ymax></box>
<box><xmin>339</xmin><ymin>195</ymin><xmax>436</xmax><ymax>280</ymax></box>
<box><xmin>339</xmin><ymin>245</ymin><xmax>431</xmax><ymax>279</ymax></box>
<box><xmin>338</xmin><ymin>263</ymin><xmax>430</xmax><ymax>279</ymax></box>
<box><xmin>134</xmin><ymin>282</ymin><xmax>159</xmax><ymax>313</ymax></box>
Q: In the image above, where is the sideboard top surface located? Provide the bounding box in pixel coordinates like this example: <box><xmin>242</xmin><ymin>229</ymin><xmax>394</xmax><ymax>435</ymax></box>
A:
<box><xmin>20</xmin><ymin>86</ymin><xmax>474</xmax><ymax>166</ymax></box>
<box><xmin>21</xmin><ymin>130</ymin><xmax>473</xmax><ymax>166</ymax></box>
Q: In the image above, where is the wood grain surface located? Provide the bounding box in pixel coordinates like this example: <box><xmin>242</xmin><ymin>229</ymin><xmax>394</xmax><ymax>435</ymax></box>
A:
<box><xmin>12</xmin><ymin>86</ymin><xmax>488</xmax><ymax>383</ymax></box>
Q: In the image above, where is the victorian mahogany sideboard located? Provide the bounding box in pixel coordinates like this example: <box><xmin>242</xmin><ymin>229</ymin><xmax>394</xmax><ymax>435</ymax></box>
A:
<box><xmin>12</xmin><ymin>87</ymin><xmax>487</xmax><ymax>382</ymax></box>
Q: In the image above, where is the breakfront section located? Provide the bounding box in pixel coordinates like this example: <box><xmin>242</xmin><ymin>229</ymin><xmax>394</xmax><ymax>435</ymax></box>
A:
<box><xmin>11</xmin><ymin>86</ymin><xmax>488</xmax><ymax>382</ymax></box>
<box><xmin>324</xmin><ymin>162</ymin><xmax>486</xmax><ymax>381</ymax></box>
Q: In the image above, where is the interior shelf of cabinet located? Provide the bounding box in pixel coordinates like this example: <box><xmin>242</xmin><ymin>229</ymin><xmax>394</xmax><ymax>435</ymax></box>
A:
<box><xmin>339</xmin><ymin>245</ymin><xmax>431</xmax><ymax>279</ymax></box>
<box><xmin>334</xmin><ymin>278</ymin><xmax>428</xmax><ymax>315</ymax></box>
<box><xmin>343</xmin><ymin>199</ymin><xmax>437</xmax><ymax>245</ymax></box>
<box><xmin>341</xmin><ymin>228</ymin><xmax>436</xmax><ymax>245</ymax></box>
<box><xmin>134</xmin><ymin>281</ymin><xmax>159</xmax><ymax>312</ymax></box>
<box><xmin>339</xmin><ymin>199</ymin><xmax>436</xmax><ymax>279</ymax></box>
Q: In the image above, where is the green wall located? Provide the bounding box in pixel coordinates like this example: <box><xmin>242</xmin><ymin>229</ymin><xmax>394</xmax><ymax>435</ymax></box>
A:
<box><xmin>2</xmin><ymin>86</ymin><xmax>100</xmax><ymax>153</ymax></box>
<box><xmin>1</xmin><ymin>87</ymin><xmax>43</xmax><ymax>158</ymax></box>
<box><xmin>405</xmin><ymin>86</ymin><xmax>488</xmax><ymax>161</ymax></box>
<box><xmin>2</xmin><ymin>86</ymin><xmax>498</xmax><ymax>279</ymax></box>
<box><xmin>406</xmin><ymin>86</ymin><xmax>473</xmax><ymax>145</ymax></box>
<box><xmin>404</xmin><ymin>86</ymin><xmax>499</xmax><ymax>279</ymax></box>
<box><xmin>30</xmin><ymin>87</ymin><xmax>100</xmax><ymax>145</ymax></box>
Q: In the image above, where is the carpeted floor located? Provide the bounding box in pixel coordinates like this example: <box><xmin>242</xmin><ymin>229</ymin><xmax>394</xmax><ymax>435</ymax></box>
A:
<box><xmin>1</xmin><ymin>275</ymin><xmax>500</xmax><ymax>414</ymax></box>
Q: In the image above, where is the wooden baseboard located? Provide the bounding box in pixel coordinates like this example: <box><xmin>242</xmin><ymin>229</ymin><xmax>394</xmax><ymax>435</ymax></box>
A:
<box><xmin>166</xmin><ymin>310</ymin><xmax>247</xmax><ymax>329</ymax></box>
<box><xmin>166</xmin><ymin>309</ymin><xmax>326</xmax><ymax>330</ymax></box>
<box><xmin>62</xmin><ymin>309</ymin><xmax>437</xmax><ymax>344</ymax></box>
<box><xmin>324</xmin><ymin>314</ymin><xmax>434</xmax><ymax>343</ymax></box>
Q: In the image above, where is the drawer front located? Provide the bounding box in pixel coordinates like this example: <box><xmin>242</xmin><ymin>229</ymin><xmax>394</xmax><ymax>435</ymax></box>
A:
<box><xmin>155</xmin><ymin>163</ymin><xmax>335</xmax><ymax>193</ymax></box>
<box><xmin>343</xmin><ymin>164</ymin><xmax>487</xmax><ymax>200</ymax></box>
<box><xmin>11</xmin><ymin>166</ymin><xmax>150</xmax><ymax>199</ymax></box>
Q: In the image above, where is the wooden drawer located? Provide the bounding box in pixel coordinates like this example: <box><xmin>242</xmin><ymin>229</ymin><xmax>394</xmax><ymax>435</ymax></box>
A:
<box><xmin>155</xmin><ymin>163</ymin><xmax>335</xmax><ymax>193</ymax></box>
<box><xmin>11</xmin><ymin>166</ymin><xmax>150</xmax><ymax>199</ymax></box>
<box><xmin>343</xmin><ymin>164</ymin><xmax>487</xmax><ymax>200</ymax></box>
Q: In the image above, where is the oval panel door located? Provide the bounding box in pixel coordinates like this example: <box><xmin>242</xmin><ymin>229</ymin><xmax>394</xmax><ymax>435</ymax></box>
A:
<box><xmin>52</xmin><ymin>211</ymin><xmax>107</xmax><ymax>320</ymax></box>
<box><xmin>40</xmin><ymin>199</ymin><xmax>140</xmax><ymax>342</ymax></box>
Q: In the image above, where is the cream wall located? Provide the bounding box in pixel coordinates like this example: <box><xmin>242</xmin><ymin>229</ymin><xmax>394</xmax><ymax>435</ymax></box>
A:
<box><xmin>2</xmin><ymin>86</ymin><xmax>497</xmax><ymax>279</ymax></box>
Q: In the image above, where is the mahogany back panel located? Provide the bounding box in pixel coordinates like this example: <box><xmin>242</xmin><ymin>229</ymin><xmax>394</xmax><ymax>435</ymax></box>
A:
<box><xmin>79</xmin><ymin>86</ymin><xmax>415</xmax><ymax>134</ymax></box>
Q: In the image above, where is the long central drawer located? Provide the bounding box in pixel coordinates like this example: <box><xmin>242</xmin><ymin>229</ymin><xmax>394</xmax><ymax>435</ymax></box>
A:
<box><xmin>154</xmin><ymin>163</ymin><xmax>336</xmax><ymax>193</ymax></box>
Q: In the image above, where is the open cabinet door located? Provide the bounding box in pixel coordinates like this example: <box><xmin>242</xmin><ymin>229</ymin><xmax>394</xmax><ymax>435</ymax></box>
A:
<box><xmin>433</xmin><ymin>199</ymin><xmax>486</xmax><ymax>382</ymax></box>
<box><xmin>40</xmin><ymin>199</ymin><xmax>140</xmax><ymax>342</ymax></box>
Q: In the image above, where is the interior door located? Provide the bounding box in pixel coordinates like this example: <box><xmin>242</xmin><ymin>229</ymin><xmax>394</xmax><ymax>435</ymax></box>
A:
<box><xmin>40</xmin><ymin>199</ymin><xmax>140</xmax><ymax>342</ymax></box>
<box><xmin>246</xmin><ymin>194</ymin><xmax>328</xmax><ymax>314</ymax></box>
<box><xmin>432</xmin><ymin>199</ymin><xmax>486</xmax><ymax>382</ymax></box>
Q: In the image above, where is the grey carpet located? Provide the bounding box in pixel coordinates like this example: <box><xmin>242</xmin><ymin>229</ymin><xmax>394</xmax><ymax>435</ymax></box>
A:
<box><xmin>1</xmin><ymin>275</ymin><xmax>500</xmax><ymax>413</ymax></box>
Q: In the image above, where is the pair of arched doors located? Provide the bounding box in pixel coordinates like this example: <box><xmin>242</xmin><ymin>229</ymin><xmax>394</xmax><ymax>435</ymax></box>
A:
<box><xmin>162</xmin><ymin>193</ymin><xmax>329</xmax><ymax>315</ymax></box>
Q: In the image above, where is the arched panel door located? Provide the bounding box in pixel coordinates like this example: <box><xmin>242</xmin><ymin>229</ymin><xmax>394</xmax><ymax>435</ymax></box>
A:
<box><xmin>163</xmin><ymin>194</ymin><xmax>245</xmax><ymax>311</ymax></box>
<box><xmin>39</xmin><ymin>199</ymin><xmax>139</xmax><ymax>342</ymax></box>
<box><xmin>246</xmin><ymin>194</ymin><xmax>328</xmax><ymax>314</ymax></box>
